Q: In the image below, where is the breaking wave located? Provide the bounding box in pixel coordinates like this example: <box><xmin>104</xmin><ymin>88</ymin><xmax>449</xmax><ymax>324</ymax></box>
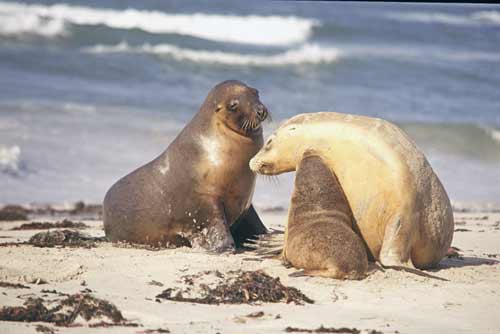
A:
<box><xmin>387</xmin><ymin>10</ymin><xmax>500</xmax><ymax>26</ymax></box>
<box><xmin>0</xmin><ymin>145</ymin><xmax>22</xmax><ymax>175</ymax></box>
<box><xmin>0</xmin><ymin>1</ymin><xmax>318</xmax><ymax>45</ymax></box>
<box><xmin>400</xmin><ymin>123</ymin><xmax>500</xmax><ymax>161</ymax></box>
<box><xmin>84</xmin><ymin>42</ymin><xmax>340</xmax><ymax>66</ymax></box>
<box><xmin>486</xmin><ymin>128</ymin><xmax>500</xmax><ymax>143</ymax></box>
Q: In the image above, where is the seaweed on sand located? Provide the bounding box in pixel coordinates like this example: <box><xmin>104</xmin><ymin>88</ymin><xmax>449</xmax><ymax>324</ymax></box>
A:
<box><xmin>0</xmin><ymin>281</ymin><xmax>30</xmax><ymax>289</ymax></box>
<box><xmin>28</xmin><ymin>230</ymin><xmax>105</xmax><ymax>248</ymax></box>
<box><xmin>156</xmin><ymin>270</ymin><xmax>314</xmax><ymax>305</ymax></box>
<box><xmin>12</xmin><ymin>219</ymin><xmax>88</xmax><ymax>231</ymax></box>
<box><xmin>0</xmin><ymin>205</ymin><xmax>28</xmax><ymax>221</ymax></box>
<box><xmin>0</xmin><ymin>293</ymin><xmax>135</xmax><ymax>327</ymax></box>
<box><xmin>284</xmin><ymin>326</ymin><xmax>383</xmax><ymax>333</ymax></box>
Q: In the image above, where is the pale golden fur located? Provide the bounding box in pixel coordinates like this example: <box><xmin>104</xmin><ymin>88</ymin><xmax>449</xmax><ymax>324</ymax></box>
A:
<box><xmin>250</xmin><ymin>112</ymin><xmax>454</xmax><ymax>269</ymax></box>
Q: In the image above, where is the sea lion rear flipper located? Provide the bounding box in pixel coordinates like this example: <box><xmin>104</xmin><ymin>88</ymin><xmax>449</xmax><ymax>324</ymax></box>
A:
<box><xmin>231</xmin><ymin>204</ymin><xmax>268</xmax><ymax>247</ymax></box>
<box><xmin>382</xmin><ymin>264</ymin><xmax>449</xmax><ymax>281</ymax></box>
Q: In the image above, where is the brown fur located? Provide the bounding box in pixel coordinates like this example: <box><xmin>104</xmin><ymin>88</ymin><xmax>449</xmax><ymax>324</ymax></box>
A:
<box><xmin>103</xmin><ymin>80</ymin><xmax>268</xmax><ymax>251</ymax></box>
<box><xmin>283</xmin><ymin>150</ymin><xmax>368</xmax><ymax>279</ymax></box>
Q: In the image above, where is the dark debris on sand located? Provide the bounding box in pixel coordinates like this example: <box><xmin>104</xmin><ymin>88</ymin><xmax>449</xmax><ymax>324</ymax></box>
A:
<box><xmin>246</xmin><ymin>311</ymin><xmax>265</xmax><ymax>318</ymax></box>
<box><xmin>12</xmin><ymin>219</ymin><xmax>89</xmax><ymax>231</ymax></box>
<box><xmin>0</xmin><ymin>293</ymin><xmax>134</xmax><ymax>327</ymax></box>
<box><xmin>113</xmin><ymin>240</ymin><xmax>177</xmax><ymax>251</ymax></box>
<box><xmin>0</xmin><ymin>201</ymin><xmax>103</xmax><ymax>221</ymax></box>
<box><xmin>28</xmin><ymin>230</ymin><xmax>106</xmax><ymax>248</ymax></box>
<box><xmin>41</xmin><ymin>289</ymin><xmax>67</xmax><ymax>296</ymax></box>
<box><xmin>35</xmin><ymin>324</ymin><xmax>57</xmax><ymax>334</ymax></box>
<box><xmin>137</xmin><ymin>329</ymin><xmax>171</xmax><ymax>333</ymax></box>
<box><xmin>30</xmin><ymin>201</ymin><xmax>103</xmax><ymax>219</ymax></box>
<box><xmin>0</xmin><ymin>205</ymin><xmax>29</xmax><ymax>221</ymax></box>
<box><xmin>285</xmin><ymin>326</ymin><xmax>383</xmax><ymax>333</ymax></box>
<box><xmin>70</xmin><ymin>201</ymin><xmax>102</xmax><ymax>216</ymax></box>
<box><xmin>0</xmin><ymin>281</ymin><xmax>30</xmax><ymax>289</ymax></box>
<box><xmin>156</xmin><ymin>270</ymin><xmax>314</xmax><ymax>305</ymax></box>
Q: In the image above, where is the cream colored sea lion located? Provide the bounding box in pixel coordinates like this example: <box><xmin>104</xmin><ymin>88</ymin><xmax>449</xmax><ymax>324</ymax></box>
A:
<box><xmin>103</xmin><ymin>80</ymin><xmax>268</xmax><ymax>251</ymax></box>
<box><xmin>250</xmin><ymin>112</ymin><xmax>454</xmax><ymax>269</ymax></box>
<box><xmin>285</xmin><ymin>150</ymin><xmax>368</xmax><ymax>279</ymax></box>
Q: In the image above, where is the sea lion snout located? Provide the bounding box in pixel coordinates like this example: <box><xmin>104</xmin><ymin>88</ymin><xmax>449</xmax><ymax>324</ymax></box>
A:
<box><xmin>249</xmin><ymin>157</ymin><xmax>274</xmax><ymax>175</ymax></box>
<box><xmin>254</xmin><ymin>103</ymin><xmax>268</xmax><ymax>121</ymax></box>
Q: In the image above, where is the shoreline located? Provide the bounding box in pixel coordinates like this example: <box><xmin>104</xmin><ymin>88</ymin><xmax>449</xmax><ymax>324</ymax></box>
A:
<box><xmin>1</xmin><ymin>199</ymin><xmax>500</xmax><ymax>220</ymax></box>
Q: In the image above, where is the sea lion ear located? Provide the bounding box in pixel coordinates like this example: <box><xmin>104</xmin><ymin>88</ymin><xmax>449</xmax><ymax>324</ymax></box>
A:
<box><xmin>215</xmin><ymin>103</ymin><xmax>223</xmax><ymax>113</ymax></box>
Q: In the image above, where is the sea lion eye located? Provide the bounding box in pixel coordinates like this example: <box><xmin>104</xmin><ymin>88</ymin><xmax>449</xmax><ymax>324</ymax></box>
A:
<box><xmin>228</xmin><ymin>99</ymin><xmax>239</xmax><ymax>112</ymax></box>
<box><xmin>265</xmin><ymin>138</ymin><xmax>272</xmax><ymax>150</ymax></box>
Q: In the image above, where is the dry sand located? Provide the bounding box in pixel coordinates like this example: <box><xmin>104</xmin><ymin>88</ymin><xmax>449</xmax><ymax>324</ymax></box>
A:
<box><xmin>1</xmin><ymin>211</ymin><xmax>499</xmax><ymax>334</ymax></box>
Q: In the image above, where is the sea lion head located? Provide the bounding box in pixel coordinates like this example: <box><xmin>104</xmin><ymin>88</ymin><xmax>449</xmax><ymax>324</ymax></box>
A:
<box><xmin>250</xmin><ymin>121</ymin><xmax>306</xmax><ymax>175</ymax></box>
<box><xmin>205</xmin><ymin>80</ymin><xmax>268</xmax><ymax>137</ymax></box>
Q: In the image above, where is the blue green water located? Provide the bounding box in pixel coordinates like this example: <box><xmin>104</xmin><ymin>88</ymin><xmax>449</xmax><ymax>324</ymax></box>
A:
<box><xmin>0</xmin><ymin>1</ymin><xmax>499</xmax><ymax>210</ymax></box>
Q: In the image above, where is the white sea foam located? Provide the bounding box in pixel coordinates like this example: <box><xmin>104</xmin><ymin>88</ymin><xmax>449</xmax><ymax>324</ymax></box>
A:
<box><xmin>472</xmin><ymin>10</ymin><xmax>500</xmax><ymax>24</ymax></box>
<box><xmin>387</xmin><ymin>10</ymin><xmax>500</xmax><ymax>26</ymax></box>
<box><xmin>0</xmin><ymin>2</ymin><xmax>318</xmax><ymax>45</ymax></box>
<box><xmin>0</xmin><ymin>7</ymin><xmax>66</xmax><ymax>36</ymax></box>
<box><xmin>84</xmin><ymin>42</ymin><xmax>339</xmax><ymax>66</ymax></box>
<box><xmin>62</xmin><ymin>102</ymin><xmax>97</xmax><ymax>115</ymax></box>
<box><xmin>487</xmin><ymin>128</ymin><xmax>500</xmax><ymax>143</ymax></box>
<box><xmin>0</xmin><ymin>145</ymin><xmax>21</xmax><ymax>174</ymax></box>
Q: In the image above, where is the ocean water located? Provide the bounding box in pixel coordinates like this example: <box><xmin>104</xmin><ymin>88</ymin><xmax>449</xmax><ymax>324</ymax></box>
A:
<box><xmin>0</xmin><ymin>1</ymin><xmax>499</xmax><ymax>210</ymax></box>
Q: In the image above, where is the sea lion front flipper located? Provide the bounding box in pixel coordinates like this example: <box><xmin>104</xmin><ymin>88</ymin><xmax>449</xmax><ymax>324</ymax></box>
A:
<box><xmin>191</xmin><ymin>201</ymin><xmax>235</xmax><ymax>252</ymax></box>
<box><xmin>231</xmin><ymin>204</ymin><xmax>268</xmax><ymax>247</ymax></box>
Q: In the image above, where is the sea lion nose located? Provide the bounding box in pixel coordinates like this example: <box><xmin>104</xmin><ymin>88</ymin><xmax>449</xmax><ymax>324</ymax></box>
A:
<box><xmin>255</xmin><ymin>104</ymin><xmax>268</xmax><ymax>121</ymax></box>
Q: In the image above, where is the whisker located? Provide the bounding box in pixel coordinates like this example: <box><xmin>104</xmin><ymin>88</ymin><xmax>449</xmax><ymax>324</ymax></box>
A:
<box><xmin>262</xmin><ymin>175</ymin><xmax>279</xmax><ymax>185</ymax></box>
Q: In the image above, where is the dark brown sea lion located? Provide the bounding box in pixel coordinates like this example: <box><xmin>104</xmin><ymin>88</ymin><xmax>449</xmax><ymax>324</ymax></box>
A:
<box><xmin>103</xmin><ymin>80</ymin><xmax>268</xmax><ymax>251</ymax></box>
<box><xmin>284</xmin><ymin>150</ymin><xmax>368</xmax><ymax>279</ymax></box>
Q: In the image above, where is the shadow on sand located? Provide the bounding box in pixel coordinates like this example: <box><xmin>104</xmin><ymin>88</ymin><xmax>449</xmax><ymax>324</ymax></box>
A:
<box><xmin>434</xmin><ymin>256</ymin><xmax>499</xmax><ymax>271</ymax></box>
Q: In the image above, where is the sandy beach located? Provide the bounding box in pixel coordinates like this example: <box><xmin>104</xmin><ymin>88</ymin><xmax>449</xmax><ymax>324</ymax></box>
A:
<box><xmin>1</xmin><ymin>209</ymin><xmax>499</xmax><ymax>334</ymax></box>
